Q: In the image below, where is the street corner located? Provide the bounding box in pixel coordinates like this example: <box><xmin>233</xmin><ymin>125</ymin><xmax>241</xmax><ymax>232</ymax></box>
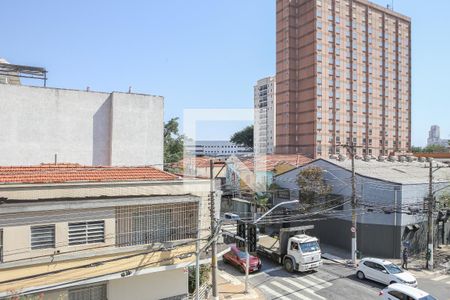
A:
<box><xmin>217</xmin><ymin>270</ymin><xmax>266</xmax><ymax>300</ymax></box>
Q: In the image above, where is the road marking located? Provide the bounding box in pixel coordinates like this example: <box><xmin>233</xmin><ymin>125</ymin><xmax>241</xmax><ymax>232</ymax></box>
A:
<box><xmin>272</xmin><ymin>281</ymin><xmax>314</xmax><ymax>300</ymax></box>
<box><xmin>219</xmin><ymin>271</ymin><xmax>241</xmax><ymax>285</ymax></box>
<box><xmin>298</xmin><ymin>276</ymin><xmax>332</xmax><ymax>291</ymax></box>
<box><xmin>432</xmin><ymin>275</ymin><xmax>449</xmax><ymax>281</ymax></box>
<box><xmin>308</xmin><ymin>274</ymin><xmax>334</xmax><ymax>287</ymax></box>
<box><xmin>264</xmin><ymin>266</ymin><xmax>284</xmax><ymax>274</ymax></box>
<box><xmin>250</xmin><ymin>266</ymin><xmax>283</xmax><ymax>278</ymax></box>
<box><xmin>280</xmin><ymin>278</ymin><xmax>326</xmax><ymax>300</ymax></box>
<box><xmin>260</xmin><ymin>284</ymin><xmax>292</xmax><ymax>300</ymax></box>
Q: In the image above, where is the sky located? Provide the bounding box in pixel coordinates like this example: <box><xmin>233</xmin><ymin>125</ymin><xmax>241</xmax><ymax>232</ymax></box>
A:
<box><xmin>1</xmin><ymin>0</ymin><xmax>449</xmax><ymax>146</ymax></box>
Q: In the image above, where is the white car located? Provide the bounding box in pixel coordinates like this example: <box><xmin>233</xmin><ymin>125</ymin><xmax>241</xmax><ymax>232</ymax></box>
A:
<box><xmin>379</xmin><ymin>283</ymin><xmax>438</xmax><ymax>300</ymax></box>
<box><xmin>356</xmin><ymin>258</ymin><xmax>417</xmax><ymax>287</ymax></box>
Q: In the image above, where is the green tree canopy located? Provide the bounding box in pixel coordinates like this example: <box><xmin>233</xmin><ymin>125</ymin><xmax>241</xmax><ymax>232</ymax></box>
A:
<box><xmin>230</xmin><ymin>125</ymin><xmax>254</xmax><ymax>150</ymax></box>
<box><xmin>297</xmin><ymin>167</ymin><xmax>332</xmax><ymax>209</ymax></box>
<box><xmin>412</xmin><ymin>144</ymin><xmax>450</xmax><ymax>153</ymax></box>
<box><xmin>164</xmin><ymin>117</ymin><xmax>184</xmax><ymax>167</ymax></box>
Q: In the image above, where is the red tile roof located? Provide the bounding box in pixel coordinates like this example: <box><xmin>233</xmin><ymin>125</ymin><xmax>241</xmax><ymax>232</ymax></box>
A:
<box><xmin>236</xmin><ymin>154</ymin><xmax>312</xmax><ymax>172</ymax></box>
<box><xmin>0</xmin><ymin>163</ymin><xmax>178</xmax><ymax>184</ymax></box>
<box><xmin>175</xmin><ymin>157</ymin><xmax>226</xmax><ymax>168</ymax></box>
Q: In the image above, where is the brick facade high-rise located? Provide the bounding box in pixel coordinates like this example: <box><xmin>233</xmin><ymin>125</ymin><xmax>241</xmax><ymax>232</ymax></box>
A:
<box><xmin>275</xmin><ymin>0</ymin><xmax>411</xmax><ymax>158</ymax></box>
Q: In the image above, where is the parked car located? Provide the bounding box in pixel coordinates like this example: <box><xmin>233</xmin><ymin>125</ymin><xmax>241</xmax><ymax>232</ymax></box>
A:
<box><xmin>356</xmin><ymin>258</ymin><xmax>417</xmax><ymax>287</ymax></box>
<box><xmin>379</xmin><ymin>283</ymin><xmax>438</xmax><ymax>300</ymax></box>
<box><xmin>223</xmin><ymin>212</ymin><xmax>240</xmax><ymax>221</ymax></box>
<box><xmin>223</xmin><ymin>245</ymin><xmax>261</xmax><ymax>273</ymax></box>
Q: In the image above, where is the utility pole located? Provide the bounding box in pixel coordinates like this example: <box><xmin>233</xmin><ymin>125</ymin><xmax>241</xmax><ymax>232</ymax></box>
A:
<box><xmin>426</xmin><ymin>160</ymin><xmax>434</xmax><ymax>270</ymax></box>
<box><xmin>341</xmin><ymin>143</ymin><xmax>360</xmax><ymax>266</ymax></box>
<box><xmin>210</xmin><ymin>159</ymin><xmax>219</xmax><ymax>300</ymax></box>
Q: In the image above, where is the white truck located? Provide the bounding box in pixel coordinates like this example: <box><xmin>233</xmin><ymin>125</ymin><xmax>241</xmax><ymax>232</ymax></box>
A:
<box><xmin>257</xmin><ymin>225</ymin><xmax>322</xmax><ymax>272</ymax></box>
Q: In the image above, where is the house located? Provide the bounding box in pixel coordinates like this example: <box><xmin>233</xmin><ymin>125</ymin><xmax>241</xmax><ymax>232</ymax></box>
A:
<box><xmin>174</xmin><ymin>157</ymin><xmax>227</xmax><ymax>179</ymax></box>
<box><xmin>0</xmin><ymin>163</ymin><xmax>212</xmax><ymax>300</ymax></box>
<box><xmin>225</xmin><ymin>154</ymin><xmax>312</xmax><ymax>196</ymax></box>
<box><xmin>274</xmin><ymin>157</ymin><xmax>450</xmax><ymax>258</ymax></box>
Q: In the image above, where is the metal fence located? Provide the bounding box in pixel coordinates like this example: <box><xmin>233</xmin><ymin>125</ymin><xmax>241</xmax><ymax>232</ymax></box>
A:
<box><xmin>189</xmin><ymin>283</ymin><xmax>211</xmax><ymax>300</ymax></box>
<box><xmin>115</xmin><ymin>202</ymin><xmax>198</xmax><ymax>247</ymax></box>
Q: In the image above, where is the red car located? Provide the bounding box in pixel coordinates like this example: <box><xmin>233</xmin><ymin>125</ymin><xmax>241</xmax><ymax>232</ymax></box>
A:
<box><xmin>223</xmin><ymin>245</ymin><xmax>262</xmax><ymax>273</ymax></box>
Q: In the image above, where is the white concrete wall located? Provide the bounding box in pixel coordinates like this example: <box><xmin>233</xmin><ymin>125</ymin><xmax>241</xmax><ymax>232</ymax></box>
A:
<box><xmin>254</xmin><ymin>76</ymin><xmax>275</xmax><ymax>155</ymax></box>
<box><xmin>0</xmin><ymin>85</ymin><xmax>163</xmax><ymax>167</ymax></box>
<box><xmin>107</xmin><ymin>268</ymin><xmax>187</xmax><ymax>300</ymax></box>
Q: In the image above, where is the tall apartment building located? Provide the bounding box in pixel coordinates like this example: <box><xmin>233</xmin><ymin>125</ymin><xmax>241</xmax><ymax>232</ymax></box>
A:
<box><xmin>254</xmin><ymin>76</ymin><xmax>276</xmax><ymax>155</ymax></box>
<box><xmin>276</xmin><ymin>0</ymin><xmax>411</xmax><ymax>158</ymax></box>
<box><xmin>427</xmin><ymin>125</ymin><xmax>449</xmax><ymax>147</ymax></box>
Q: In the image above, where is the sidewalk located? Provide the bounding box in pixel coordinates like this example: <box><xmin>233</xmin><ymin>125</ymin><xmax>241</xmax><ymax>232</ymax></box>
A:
<box><xmin>321</xmin><ymin>243</ymin><xmax>352</xmax><ymax>265</ymax></box>
<box><xmin>216</xmin><ymin>270</ymin><xmax>265</xmax><ymax>300</ymax></box>
<box><xmin>390</xmin><ymin>245</ymin><xmax>450</xmax><ymax>275</ymax></box>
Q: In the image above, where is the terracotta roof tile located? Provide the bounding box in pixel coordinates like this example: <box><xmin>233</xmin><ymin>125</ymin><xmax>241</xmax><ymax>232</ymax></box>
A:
<box><xmin>232</xmin><ymin>154</ymin><xmax>312</xmax><ymax>172</ymax></box>
<box><xmin>0</xmin><ymin>163</ymin><xmax>178</xmax><ymax>184</ymax></box>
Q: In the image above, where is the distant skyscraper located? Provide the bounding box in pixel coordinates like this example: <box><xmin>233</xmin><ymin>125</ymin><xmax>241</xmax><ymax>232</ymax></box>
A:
<box><xmin>275</xmin><ymin>0</ymin><xmax>411</xmax><ymax>158</ymax></box>
<box><xmin>427</xmin><ymin>125</ymin><xmax>440</xmax><ymax>146</ymax></box>
<box><xmin>427</xmin><ymin>125</ymin><xmax>449</xmax><ymax>147</ymax></box>
<box><xmin>254</xmin><ymin>76</ymin><xmax>276</xmax><ymax>154</ymax></box>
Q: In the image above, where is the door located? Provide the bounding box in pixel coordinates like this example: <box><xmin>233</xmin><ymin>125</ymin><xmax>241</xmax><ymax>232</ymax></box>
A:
<box><xmin>372</xmin><ymin>263</ymin><xmax>389</xmax><ymax>284</ymax></box>
<box><xmin>362</xmin><ymin>261</ymin><xmax>377</xmax><ymax>280</ymax></box>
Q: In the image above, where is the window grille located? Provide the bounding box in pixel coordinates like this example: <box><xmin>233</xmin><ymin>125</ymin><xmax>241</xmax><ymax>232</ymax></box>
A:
<box><xmin>68</xmin><ymin>283</ymin><xmax>107</xmax><ymax>300</ymax></box>
<box><xmin>115</xmin><ymin>202</ymin><xmax>198</xmax><ymax>247</ymax></box>
<box><xmin>31</xmin><ymin>225</ymin><xmax>55</xmax><ymax>250</ymax></box>
<box><xmin>69</xmin><ymin>221</ymin><xmax>105</xmax><ymax>245</ymax></box>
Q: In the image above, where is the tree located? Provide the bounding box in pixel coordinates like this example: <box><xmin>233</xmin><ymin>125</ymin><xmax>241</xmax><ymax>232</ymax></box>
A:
<box><xmin>164</xmin><ymin>118</ymin><xmax>184</xmax><ymax>166</ymax></box>
<box><xmin>230</xmin><ymin>125</ymin><xmax>254</xmax><ymax>150</ymax></box>
<box><xmin>188</xmin><ymin>264</ymin><xmax>210</xmax><ymax>294</ymax></box>
<box><xmin>423</xmin><ymin>144</ymin><xmax>450</xmax><ymax>153</ymax></box>
<box><xmin>297</xmin><ymin>167</ymin><xmax>331</xmax><ymax>210</ymax></box>
<box><xmin>411</xmin><ymin>146</ymin><xmax>423</xmax><ymax>153</ymax></box>
<box><xmin>439</xmin><ymin>192</ymin><xmax>450</xmax><ymax>209</ymax></box>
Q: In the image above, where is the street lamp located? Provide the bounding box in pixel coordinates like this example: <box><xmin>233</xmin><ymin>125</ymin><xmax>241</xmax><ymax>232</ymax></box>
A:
<box><xmin>244</xmin><ymin>199</ymin><xmax>299</xmax><ymax>293</ymax></box>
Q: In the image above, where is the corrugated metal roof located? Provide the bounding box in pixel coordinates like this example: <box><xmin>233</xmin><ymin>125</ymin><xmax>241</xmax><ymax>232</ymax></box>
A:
<box><xmin>324</xmin><ymin>158</ymin><xmax>450</xmax><ymax>184</ymax></box>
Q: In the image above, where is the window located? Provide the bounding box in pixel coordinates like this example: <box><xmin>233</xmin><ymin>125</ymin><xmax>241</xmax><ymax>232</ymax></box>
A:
<box><xmin>31</xmin><ymin>225</ymin><xmax>55</xmax><ymax>250</ymax></box>
<box><xmin>69</xmin><ymin>221</ymin><xmax>105</xmax><ymax>245</ymax></box>
<box><xmin>69</xmin><ymin>284</ymin><xmax>107</xmax><ymax>300</ymax></box>
<box><xmin>116</xmin><ymin>203</ymin><xmax>198</xmax><ymax>247</ymax></box>
<box><xmin>387</xmin><ymin>290</ymin><xmax>404</xmax><ymax>300</ymax></box>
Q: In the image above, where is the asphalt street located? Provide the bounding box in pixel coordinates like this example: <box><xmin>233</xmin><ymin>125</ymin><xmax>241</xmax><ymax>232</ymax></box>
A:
<box><xmin>218</xmin><ymin>256</ymin><xmax>450</xmax><ymax>300</ymax></box>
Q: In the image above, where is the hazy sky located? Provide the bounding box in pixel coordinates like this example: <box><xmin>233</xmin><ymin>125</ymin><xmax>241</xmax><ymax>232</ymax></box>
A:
<box><xmin>1</xmin><ymin>0</ymin><xmax>449</xmax><ymax>145</ymax></box>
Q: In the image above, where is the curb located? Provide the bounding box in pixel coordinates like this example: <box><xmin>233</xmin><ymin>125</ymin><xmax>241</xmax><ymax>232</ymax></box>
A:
<box><xmin>321</xmin><ymin>253</ymin><xmax>351</xmax><ymax>266</ymax></box>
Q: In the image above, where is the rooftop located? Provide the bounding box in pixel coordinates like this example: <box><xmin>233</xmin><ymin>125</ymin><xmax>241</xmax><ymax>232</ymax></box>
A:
<box><xmin>324</xmin><ymin>158</ymin><xmax>450</xmax><ymax>185</ymax></box>
<box><xmin>175</xmin><ymin>156</ymin><xmax>226</xmax><ymax>169</ymax></box>
<box><xmin>235</xmin><ymin>154</ymin><xmax>312</xmax><ymax>172</ymax></box>
<box><xmin>0</xmin><ymin>163</ymin><xmax>178</xmax><ymax>184</ymax></box>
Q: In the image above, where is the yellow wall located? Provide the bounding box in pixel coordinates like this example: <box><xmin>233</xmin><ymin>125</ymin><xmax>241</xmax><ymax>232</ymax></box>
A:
<box><xmin>3</xmin><ymin>219</ymin><xmax>115</xmax><ymax>262</ymax></box>
<box><xmin>0</xmin><ymin>245</ymin><xmax>195</xmax><ymax>296</ymax></box>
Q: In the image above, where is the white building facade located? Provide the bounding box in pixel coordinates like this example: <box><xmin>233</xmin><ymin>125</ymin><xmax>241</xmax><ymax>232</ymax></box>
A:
<box><xmin>0</xmin><ymin>84</ymin><xmax>164</xmax><ymax>167</ymax></box>
<box><xmin>254</xmin><ymin>76</ymin><xmax>276</xmax><ymax>155</ymax></box>
<box><xmin>185</xmin><ymin>140</ymin><xmax>250</xmax><ymax>157</ymax></box>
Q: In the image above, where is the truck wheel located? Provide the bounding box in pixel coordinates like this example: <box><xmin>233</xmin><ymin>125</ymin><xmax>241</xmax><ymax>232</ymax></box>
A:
<box><xmin>284</xmin><ymin>258</ymin><xmax>294</xmax><ymax>273</ymax></box>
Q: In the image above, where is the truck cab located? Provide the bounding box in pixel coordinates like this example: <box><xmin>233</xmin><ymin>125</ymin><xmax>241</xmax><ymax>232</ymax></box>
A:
<box><xmin>284</xmin><ymin>234</ymin><xmax>322</xmax><ymax>272</ymax></box>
